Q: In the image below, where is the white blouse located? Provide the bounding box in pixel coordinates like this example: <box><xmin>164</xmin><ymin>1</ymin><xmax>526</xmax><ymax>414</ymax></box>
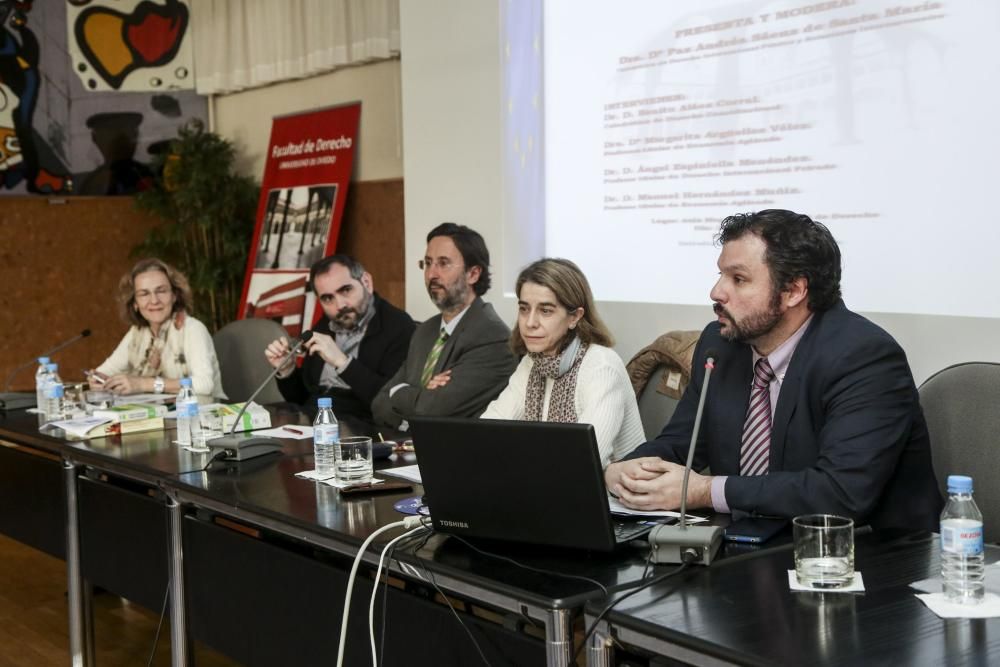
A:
<box><xmin>97</xmin><ymin>314</ymin><xmax>225</xmax><ymax>398</ymax></box>
<box><xmin>482</xmin><ymin>344</ymin><xmax>644</xmax><ymax>467</ymax></box>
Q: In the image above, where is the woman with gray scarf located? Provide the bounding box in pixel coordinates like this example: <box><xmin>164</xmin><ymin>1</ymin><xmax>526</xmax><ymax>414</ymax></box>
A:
<box><xmin>481</xmin><ymin>258</ymin><xmax>643</xmax><ymax>466</ymax></box>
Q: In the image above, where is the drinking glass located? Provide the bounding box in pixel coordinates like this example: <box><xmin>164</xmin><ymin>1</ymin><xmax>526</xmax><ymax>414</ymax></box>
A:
<box><xmin>793</xmin><ymin>514</ymin><xmax>855</xmax><ymax>588</ymax></box>
<box><xmin>335</xmin><ymin>436</ymin><xmax>373</xmax><ymax>484</ymax></box>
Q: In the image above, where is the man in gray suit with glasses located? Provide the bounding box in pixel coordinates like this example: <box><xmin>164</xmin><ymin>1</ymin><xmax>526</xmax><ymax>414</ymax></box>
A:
<box><xmin>372</xmin><ymin>223</ymin><xmax>517</xmax><ymax>431</ymax></box>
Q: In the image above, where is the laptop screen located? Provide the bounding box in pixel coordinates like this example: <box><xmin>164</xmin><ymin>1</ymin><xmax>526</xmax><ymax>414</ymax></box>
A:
<box><xmin>410</xmin><ymin>417</ymin><xmax>626</xmax><ymax>551</ymax></box>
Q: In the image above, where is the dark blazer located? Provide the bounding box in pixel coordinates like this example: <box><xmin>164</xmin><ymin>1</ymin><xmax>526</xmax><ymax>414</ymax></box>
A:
<box><xmin>627</xmin><ymin>301</ymin><xmax>943</xmax><ymax>531</ymax></box>
<box><xmin>371</xmin><ymin>296</ymin><xmax>517</xmax><ymax>429</ymax></box>
<box><xmin>276</xmin><ymin>294</ymin><xmax>415</xmax><ymax>424</ymax></box>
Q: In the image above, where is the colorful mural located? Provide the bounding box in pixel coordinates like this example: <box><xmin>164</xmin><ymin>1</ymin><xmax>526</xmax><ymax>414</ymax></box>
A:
<box><xmin>0</xmin><ymin>0</ymin><xmax>71</xmax><ymax>193</ymax></box>
<box><xmin>0</xmin><ymin>0</ymin><xmax>205</xmax><ymax>195</ymax></box>
<box><xmin>68</xmin><ymin>0</ymin><xmax>193</xmax><ymax>92</ymax></box>
<box><xmin>0</xmin><ymin>81</ymin><xmax>23</xmax><ymax>172</ymax></box>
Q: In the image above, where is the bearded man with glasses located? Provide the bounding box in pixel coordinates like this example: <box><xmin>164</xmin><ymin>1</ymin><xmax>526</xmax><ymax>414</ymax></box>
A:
<box><xmin>371</xmin><ymin>223</ymin><xmax>517</xmax><ymax>431</ymax></box>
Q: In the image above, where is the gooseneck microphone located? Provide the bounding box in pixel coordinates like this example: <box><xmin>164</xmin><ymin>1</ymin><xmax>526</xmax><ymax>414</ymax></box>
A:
<box><xmin>0</xmin><ymin>329</ymin><xmax>93</xmax><ymax>410</ymax></box>
<box><xmin>647</xmin><ymin>349</ymin><xmax>725</xmax><ymax>565</ymax></box>
<box><xmin>207</xmin><ymin>330</ymin><xmax>313</xmax><ymax>461</ymax></box>
<box><xmin>2</xmin><ymin>329</ymin><xmax>93</xmax><ymax>392</ymax></box>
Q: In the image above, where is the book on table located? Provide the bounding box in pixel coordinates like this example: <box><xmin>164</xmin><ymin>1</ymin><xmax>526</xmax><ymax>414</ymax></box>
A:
<box><xmin>50</xmin><ymin>403</ymin><xmax>168</xmax><ymax>439</ymax></box>
<box><xmin>92</xmin><ymin>403</ymin><xmax>168</xmax><ymax>421</ymax></box>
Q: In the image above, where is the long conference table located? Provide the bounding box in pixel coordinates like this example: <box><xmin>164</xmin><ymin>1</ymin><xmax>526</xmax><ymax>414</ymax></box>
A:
<box><xmin>0</xmin><ymin>406</ymin><xmax>654</xmax><ymax>666</ymax></box>
<box><xmin>1</xmin><ymin>406</ymin><xmax>998</xmax><ymax>666</ymax></box>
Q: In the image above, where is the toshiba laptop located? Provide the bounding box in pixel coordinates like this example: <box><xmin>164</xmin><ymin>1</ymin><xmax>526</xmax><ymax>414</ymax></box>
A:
<box><xmin>409</xmin><ymin>417</ymin><xmax>661</xmax><ymax>552</ymax></box>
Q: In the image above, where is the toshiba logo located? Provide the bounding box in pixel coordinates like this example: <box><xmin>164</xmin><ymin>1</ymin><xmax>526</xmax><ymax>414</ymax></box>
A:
<box><xmin>439</xmin><ymin>519</ymin><xmax>470</xmax><ymax>529</ymax></box>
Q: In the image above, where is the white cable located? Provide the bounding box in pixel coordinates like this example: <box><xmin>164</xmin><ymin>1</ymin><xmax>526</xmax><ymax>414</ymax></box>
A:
<box><xmin>336</xmin><ymin>516</ymin><xmax>424</xmax><ymax>667</ymax></box>
<box><xmin>369</xmin><ymin>525</ymin><xmax>427</xmax><ymax>666</ymax></box>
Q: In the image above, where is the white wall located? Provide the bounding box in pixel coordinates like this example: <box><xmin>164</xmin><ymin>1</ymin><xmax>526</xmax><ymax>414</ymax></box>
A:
<box><xmin>400</xmin><ymin>1</ymin><xmax>504</xmax><ymax>324</ymax></box>
<box><xmin>400</xmin><ymin>0</ymin><xmax>1000</xmax><ymax>384</ymax></box>
<box><xmin>212</xmin><ymin>59</ymin><xmax>404</xmax><ymax>181</ymax></box>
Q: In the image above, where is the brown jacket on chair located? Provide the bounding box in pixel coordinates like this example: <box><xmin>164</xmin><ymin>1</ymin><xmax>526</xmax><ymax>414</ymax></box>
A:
<box><xmin>626</xmin><ymin>330</ymin><xmax>700</xmax><ymax>400</ymax></box>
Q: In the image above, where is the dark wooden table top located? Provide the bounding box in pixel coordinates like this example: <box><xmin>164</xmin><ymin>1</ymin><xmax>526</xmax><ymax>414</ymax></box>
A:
<box><xmin>591</xmin><ymin>529</ymin><xmax>1000</xmax><ymax>666</ymax></box>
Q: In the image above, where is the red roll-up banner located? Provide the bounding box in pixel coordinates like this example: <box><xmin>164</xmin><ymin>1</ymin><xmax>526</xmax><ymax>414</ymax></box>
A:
<box><xmin>238</xmin><ymin>102</ymin><xmax>361</xmax><ymax>336</ymax></box>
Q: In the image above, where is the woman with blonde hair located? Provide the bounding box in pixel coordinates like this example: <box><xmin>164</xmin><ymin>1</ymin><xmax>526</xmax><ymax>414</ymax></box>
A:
<box><xmin>93</xmin><ymin>258</ymin><xmax>224</xmax><ymax>397</ymax></box>
<box><xmin>482</xmin><ymin>258</ymin><xmax>643</xmax><ymax>466</ymax></box>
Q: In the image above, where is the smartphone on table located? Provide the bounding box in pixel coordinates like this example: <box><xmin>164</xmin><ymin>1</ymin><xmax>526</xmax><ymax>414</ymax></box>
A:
<box><xmin>723</xmin><ymin>517</ymin><xmax>789</xmax><ymax>544</ymax></box>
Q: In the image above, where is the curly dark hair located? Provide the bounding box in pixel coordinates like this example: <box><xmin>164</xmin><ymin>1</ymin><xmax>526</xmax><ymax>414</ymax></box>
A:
<box><xmin>426</xmin><ymin>222</ymin><xmax>492</xmax><ymax>295</ymax></box>
<box><xmin>717</xmin><ymin>209</ymin><xmax>842</xmax><ymax>312</ymax></box>
<box><xmin>117</xmin><ymin>258</ymin><xmax>193</xmax><ymax>327</ymax></box>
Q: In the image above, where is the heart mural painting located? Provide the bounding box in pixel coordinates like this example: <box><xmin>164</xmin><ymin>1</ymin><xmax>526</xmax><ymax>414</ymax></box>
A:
<box><xmin>69</xmin><ymin>0</ymin><xmax>193</xmax><ymax>92</ymax></box>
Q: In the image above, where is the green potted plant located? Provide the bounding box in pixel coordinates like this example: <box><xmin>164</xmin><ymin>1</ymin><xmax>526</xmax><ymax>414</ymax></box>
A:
<box><xmin>134</xmin><ymin>120</ymin><xmax>259</xmax><ymax>332</ymax></box>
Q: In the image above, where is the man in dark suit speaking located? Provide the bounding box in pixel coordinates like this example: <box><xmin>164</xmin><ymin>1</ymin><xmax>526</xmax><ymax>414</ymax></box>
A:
<box><xmin>372</xmin><ymin>223</ymin><xmax>516</xmax><ymax>430</ymax></box>
<box><xmin>606</xmin><ymin>209</ymin><xmax>942</xmax><ymax>531</ymax></box>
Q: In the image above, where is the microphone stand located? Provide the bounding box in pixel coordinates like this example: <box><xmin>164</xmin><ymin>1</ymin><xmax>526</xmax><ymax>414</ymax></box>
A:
<box><xmin>647</xmin><ymin>354</ymin><xmax>724</xmax><ymax>565</ymax></box>
<box><xmin>207</xmin><ymin>332</ymin><xmax>313</xmax><ymax>461</ymax></box>
<box><xmin>1</xmin><ymin>330</ymin><xmax>92</xmax><ymax>411</ymax></box>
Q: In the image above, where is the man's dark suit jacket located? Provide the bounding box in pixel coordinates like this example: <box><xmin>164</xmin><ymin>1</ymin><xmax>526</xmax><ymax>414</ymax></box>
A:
<box><xmin>276</xmin><ymin>294</ymin><xmax>415</xmax><ymax>424</ymax></box>
<box><xmin>627</xmin><ymin>301</ymin><xmax>943</xmax><ymax>531</ymax></box>
<box><xmin>371</xmin><ymin>296</ymin><xmax>517</xmax><ymax>429</ymax></box>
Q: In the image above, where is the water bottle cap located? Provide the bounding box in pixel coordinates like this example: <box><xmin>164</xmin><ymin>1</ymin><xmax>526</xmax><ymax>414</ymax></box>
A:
<box><xmin>46</xmin><ymin>363</ymin><xmax>58</xmax><ymax>371</ymax></box>
<box><xmin>947</xmin><ymin>475</ymin><xmax>973</xmax><ymax>493</ymax></box>
<box><xmin>180</xmin><ymin>377</ymin><xmax>192</xmax><ymax>387</ymax></box>
<box><xmin>38</xmin><ymin>357</ymin><xmax>50</xmax><ymax>363</ymax></box>
<box><xmin>317</xmin><ymin>397</ymin><xmax>332</xmax><ymax>408</ymax></box>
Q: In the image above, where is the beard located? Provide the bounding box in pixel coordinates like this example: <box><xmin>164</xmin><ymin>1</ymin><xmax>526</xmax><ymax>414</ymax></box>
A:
<box><xmin>427</xmin><ymin>277</ymin><xmax>469</xmax><ymax>313</ymax></box>
<box><xmin>713</xmin><ymin>292</ymin><xmax>782</xmax><ymax>344</ymax></box>
<box><xmin>329</xmin><ymin>289</ymin><xmax>373</xmax><ymax>331</ymax></box>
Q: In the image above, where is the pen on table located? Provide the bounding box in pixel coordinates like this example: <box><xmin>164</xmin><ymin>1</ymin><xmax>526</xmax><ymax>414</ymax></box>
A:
<box><xmin>377</xmin><ymin>432</ymin><xmax>384</xmax><ymax>442</ymax></box>
<box><xmin>283</xmin><ymin>426</ymin><xmax>304</xmax><ymax>435</ymax></box>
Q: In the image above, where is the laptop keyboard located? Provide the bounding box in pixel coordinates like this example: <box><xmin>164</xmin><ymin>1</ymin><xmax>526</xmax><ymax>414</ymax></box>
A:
<box><xmin>613</xmin><ymin>521</ymin><xmax>654</xmax><ymax>544</ymax></box>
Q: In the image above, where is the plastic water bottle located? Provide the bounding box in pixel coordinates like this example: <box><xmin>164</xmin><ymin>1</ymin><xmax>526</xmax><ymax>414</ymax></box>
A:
<box><xmin>940</xmin><ymin>475</ymin><xmax>985</xmax><ymax>604</ymax></box>
<box><xmin>313</xmin><ymin>397</ymin><xmax>339</xmax><ymax>477</ymax></box>
<box><xmin>34</xmin><ymin>357</ymin><xmax>51</xmax><ymax>411</ymax></box>
<box><xmin>43</xmin><ymin>363</ymin><xmax>64</xmax><ymax>420</ymax></box>
<box><xmin>176</xmin><ymin>377</ymin><xmax>200</xmax><ymax>447</ymax></box>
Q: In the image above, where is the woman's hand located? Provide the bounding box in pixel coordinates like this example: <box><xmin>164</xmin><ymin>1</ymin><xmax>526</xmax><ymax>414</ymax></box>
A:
<box><xmin>86</xmin><ymin>370</ymin><xmax>109</xmax><ymax>388</ymax></box>
<box><xmin>103</xmin><ymin>374</ymin><xmax>142</xmax><ymax>395</ymax></box>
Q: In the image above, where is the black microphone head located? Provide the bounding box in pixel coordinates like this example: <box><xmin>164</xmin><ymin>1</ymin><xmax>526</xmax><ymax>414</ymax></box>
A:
<box><xmin>299</xmin><ymin>330</ymin><xmax>313</xmax><ymax>343</ymax></box>
<box><xmin>704</xmin><ymin>348</ymin><xmax>717</xmax><ymax>361</ymax></box>
<box><xmin>81</xmin><ymin>329</ymin><xmax>92</xmax><ymax>337</ymax></box>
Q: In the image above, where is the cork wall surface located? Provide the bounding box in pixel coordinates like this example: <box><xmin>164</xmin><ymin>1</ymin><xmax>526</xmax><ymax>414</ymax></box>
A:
<box><xmin>0</xmin><ymin>197</ymin><xmax>162</xmax><ymax>391</ymax></box>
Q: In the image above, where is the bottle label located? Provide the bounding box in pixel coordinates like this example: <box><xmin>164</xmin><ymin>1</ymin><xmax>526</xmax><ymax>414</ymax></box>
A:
<box><xmin>941</xmin><ymin>521</ymin><xmax>984</xmax><ymax>555</ymax></box>
<box><xmin>46</xmin><ymin>384</ymin><xmax>64</xmax><ymax>399</ymax></box>
<box><xmin>314</xmin><ymin>424</ymin><xmax>339</xmax><ymax>445</ymax></box>
<box><xmin>179</xmin><ymin>401</ymin><xmax>200</xmax><ymax>418</ymax></box>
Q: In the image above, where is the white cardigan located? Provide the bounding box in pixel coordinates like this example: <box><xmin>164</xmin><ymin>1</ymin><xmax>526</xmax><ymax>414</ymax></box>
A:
<box><xmin>482</xmin><ymin>344</ymin><xmax>644</xmax><ymax>467</ymax></box>
<box><xmin>97</xmin><ymin>315</ymin><xmax>225</xmax><ymax>398</ymax></box>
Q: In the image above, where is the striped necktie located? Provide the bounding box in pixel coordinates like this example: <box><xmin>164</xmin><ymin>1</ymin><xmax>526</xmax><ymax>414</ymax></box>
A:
<box><xmin>740</xmin><ymin>357</ymin><xmax>776</xmax><ymax>476</ymax></box>
<box><xmin>420</xmin><ymin>329</ymin><xmax>449</xmax><ymax>386</ymax></box>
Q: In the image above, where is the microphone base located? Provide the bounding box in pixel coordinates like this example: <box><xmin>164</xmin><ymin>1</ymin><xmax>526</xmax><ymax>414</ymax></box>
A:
<box><xmin>648</xmin><ymin>523</ymin><xmax>724</xmax><ymax>566</ymax></box>
<box><xmin>208</xmin><ymin>434</ymin><xmax>283</xmax><ymax>461</ymax></box>
<box><xmin>0</xmin><ymin>392</ymin><xmax>36</xmax><ymax>412</ymax></box>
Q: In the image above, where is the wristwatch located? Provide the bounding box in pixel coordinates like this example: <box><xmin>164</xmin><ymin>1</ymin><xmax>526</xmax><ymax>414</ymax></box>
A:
<box><xmin>153</xmin><ymin>376</ymin><xmax>165</xmax><ymax>394</ymax></box>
